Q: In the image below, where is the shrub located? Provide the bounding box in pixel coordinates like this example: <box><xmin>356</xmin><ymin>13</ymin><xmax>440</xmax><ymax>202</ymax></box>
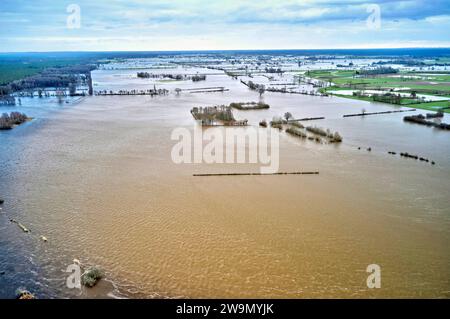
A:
<box><xmin>271</xmin><ymin>123</ymin><xmax>283</xmax><ymax>130</ymax></box>
<box><xmin>286</xmin><ymin>127</ymin><xmax>307</xmax><ymax>138</ymax></box>
<box><xmin>81</xmin><ymin>267</ymin><xmax>103</xmax><ymax>288</ymax></box>
<box><xmin>16</xmin><ymin>289</ymin><xmax>36</xmax><ymax>299</ymax></box>
<box><xmin>331</xmin><ymin>132</ymin><xmax>343</xmax><ymax>143</ymax></box>
<box><xmin>271</xmin><ymin>116</ymin><xmax>283</xmax><ymax>125</ymax></box>
<box><xmin>0</xmin><ymin>112</ymin><xmax>29</xmax><ymax>130</ymax></box>
<box><xmin>306</xmin><ymin>126</ymin><xmax>327</xmax><ymax>137</ymax></box>
<box><xmin>290</xmin><ymin>121</ymin><xmax>304</xmax><ymax>129</ymax></box>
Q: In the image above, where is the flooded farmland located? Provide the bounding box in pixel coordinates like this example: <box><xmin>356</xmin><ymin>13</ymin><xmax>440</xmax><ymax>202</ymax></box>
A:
<box><xmin>1</xmin><ymin>60</ymin><xmax>449</xmax><ymax>299</ymax></box>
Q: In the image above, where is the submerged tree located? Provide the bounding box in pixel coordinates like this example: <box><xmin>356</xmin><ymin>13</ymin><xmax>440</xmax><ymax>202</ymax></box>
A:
<box><xmin>69</xmin><ymin>83</ymin><xmax>77</xmax><ymax>96</ymax></box>
<box><xmin>284</xmin><ymin>112</ymin><xmax>293</xmax><ymax>122</ymax></box>
<box><xmin>258</xmin><ymin>85</ymin><xmax>265</xmax><ymax>102</ymax></box>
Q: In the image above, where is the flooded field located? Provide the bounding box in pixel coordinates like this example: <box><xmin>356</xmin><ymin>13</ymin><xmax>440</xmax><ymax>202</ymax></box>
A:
<box><xmin>1</xmin><ymin>62</ymin><xmax>449</xmax><ymax>299</ymax></box>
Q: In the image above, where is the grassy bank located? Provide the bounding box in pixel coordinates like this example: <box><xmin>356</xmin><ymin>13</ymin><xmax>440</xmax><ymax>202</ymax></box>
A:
<box><xmin>308</xmin><ymin>69</ymin><xmax>450</xmax><ymax>113</ymax></box>
<box><xmin>331</xmin><ymin>92</ymin><xmax>450</xmax><ymax>113</ymax></box>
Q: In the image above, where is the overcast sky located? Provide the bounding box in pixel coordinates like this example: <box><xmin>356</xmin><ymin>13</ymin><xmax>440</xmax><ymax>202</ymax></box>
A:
<box><xmin>1</xmin><ymin>0</ymin><xmax>449</xmax><ymax>52</ymax></box>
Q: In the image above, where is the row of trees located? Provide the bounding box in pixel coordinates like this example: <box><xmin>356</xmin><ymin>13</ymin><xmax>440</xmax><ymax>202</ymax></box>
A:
<box><xmin>372</xmin><ymin>93</ymin><xmax>404</xmax><ymax>104</ymax></box>
<box><xmin>404</xmin><ymin>114</ymin><xmax>450</xmax><ymax>130</ymax></box>
<box><xmin>137</xmin><ymin>72</ymin><xmax>206</xmax><ymax>82</ymax></box>
<box><xmin>372</xmin><ymin>60</ymin><xmax>425</xmax><ymax>67</ymax></box>
<box><xmin>356</xmin><ymin>67</ymin><xmax>399</xmax><ymax>76</ymax></box>
<box><xmin>246</xmin><ymin>81</ymin><xmax>266</xmax><ymax>99</ymax></box>
<box><xmin>268</xmin><ymin>113</ymin><xmax>343</xmax><ymax>143</ymax></box>
<box><xmin>265</xmin><ymin>67</ymin><xmax>283</xmax><ymax>74</ymax></box>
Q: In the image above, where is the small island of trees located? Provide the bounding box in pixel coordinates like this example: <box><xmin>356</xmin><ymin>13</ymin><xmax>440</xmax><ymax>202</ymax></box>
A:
<box><xmin>230</xmin><ymin>102</ymin><xmax>270</xmax><ymax>110</ymax></box>
<box><xmin>191</xmin><ymin>106</ymin><xmax>247</xmax><ymax>126</ymax></box>
<box><xmin>0</xmin><ymin>112</ymin><xmax>31</xmax><ymax>130</ymax></box>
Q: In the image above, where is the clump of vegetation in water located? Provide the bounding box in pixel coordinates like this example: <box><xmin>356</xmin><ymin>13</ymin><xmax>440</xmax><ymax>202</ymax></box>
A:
<box><xmin>286</xmin><ymin>127</ymin><xmax>307</xmax><ymax>138</ymax></box>
<box><xmin>306</xmin><ymin>126</ymin><xmax>343</xmax><ymax>143</ymax></box>
<box><xmin>290</xmin><ymin>121</ymin><xmax>304</xmax><ymax>129</ymax></box>
<box><xmin>284</xmin><ymin>112</ymin><xmax>293</xmax><ymax>122</ymax></box>
<box><xmin>0</xmin><ymin>112</ymin><xmax>30</xmax><ymax>130</ymax></box>
<box><xmin>230</xmin><ymin>102</ymin><xmax>269</xmax><ymax>110</ymax></box>
<box><xmin>330</xmin><ymin>132</ymin><xmax>343</xmax><ymax>143</ymax></box>
<box><xmin>16</xmin><ymin>289</ymin><xmax>36</xmax><ymax>299</ymax></box>
<box><xmin>246</xmin><ymin>81</ymin><xmax>265</xmax><ymax>93</ymax></box>
<box><xmin>191</xmin><ymin>106</ymin><xmax>234</xmax><ymax>124</ymax></box>
<box><xmin>270</xmin><ymin>116</ymin><xmax>284</xmax><ymax>125</ymax></box>
<box><xmin>191</xmin><ymin>106</ymin><xmax>248</xmax><ymax>126</ymax></box>
<box><xmin>271</xmin><ymin>123</ymin><xmax>283</xmax><ymax>130</ymax></box>
<box><xmin>404</xmin><ymin>114</ymin><xmax>450</xmax><ymax>130</ymax></box>
<box><xmin>191</xmin><ymin>74</ymin><xmax>206</xmax><ymax>82</ymax></box>
<box><xmin>270</xmin><ymin>116</ymin><xmax>284</xmax><ymax>129</ymax></box>
<box><xmin>81</xmin><ymin>267</ymin><xmax>103</xmax><ymax>288</ymax></box>
<box><xmin>306</xmin><ymin>126</ymin><xmax>328</xmax><ymax>137</ymax></box>
<box><xmin>136</xmin><ymin>72</ymin><xmax>151</xmax><ymax>78</ymax></box>
<box><xmin>306</xmin><ymin>136</ymin><xmax>322</xmax><ymax>143</ymax></box>
<box><xmin>426</xmin><ymin>111</ymin><xmax>444</xmax><ymax>118</ymax></box>
<box><xmin>259</xmin><ymin>119</ymin><xmax>267</xmax><ymax>127</ymax></box>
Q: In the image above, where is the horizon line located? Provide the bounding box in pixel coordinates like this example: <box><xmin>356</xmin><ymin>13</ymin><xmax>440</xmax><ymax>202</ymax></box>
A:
<box><xmin>2</xmin><ymin>47</ymin><xmax>450</xmax><ymax>55</ymax></box>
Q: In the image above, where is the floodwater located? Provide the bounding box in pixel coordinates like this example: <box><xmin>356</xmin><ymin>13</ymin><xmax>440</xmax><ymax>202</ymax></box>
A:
<box><xmin>1</xmin><ymin>65</ymin><xmax>449</xmax><ymax>298</ymax></box>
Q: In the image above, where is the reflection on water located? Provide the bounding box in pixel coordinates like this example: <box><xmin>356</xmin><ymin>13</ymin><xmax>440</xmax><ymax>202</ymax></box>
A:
<box><xmin>0</xmin><ymin>67</ymin><xmax>449</xmax><ymax>298</ymax></box>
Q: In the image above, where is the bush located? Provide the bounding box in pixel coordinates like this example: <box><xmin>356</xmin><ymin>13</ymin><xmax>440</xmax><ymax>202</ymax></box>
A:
<box><xmin>306</xmin><ymin>126</ymin><xmax>327</xmax><ymax>137</ymax></box>
<box><xmin>16</xmin><ymin>289</ymin><xmax>36</xmax><ymax>299</ymax></box>
<box><xmin>0</xmin><ymin>112</ymin><xmax>29</xmax><ymax>130</ymax></box>
<box><xmin>331</xmin><ymin>132</ymin><xmax>343</xmax><ymax>143</ymax></box>
<box><xmin>271</xmin><ymin>123</ymin><xmax>283</xmax><ymax>130</ymax></box>
<box><xmin>137</xmin><ymin>72</ymin><xmax>151</xmax><ymax>78</ymax></box>
<box><xmin>290</xmin><ymin>121</ymin><xmax>304</xmax><ymax>129</ymax></box>
<box><xmin>286</xmin><ymin>127</ymin><xmax>307</xmax><ymax>138</ymax></box>
<box><xmin>270</xmin><ymin>116</ymin><xmax>284</xmax><ymax>125</ymax></box>
<box><xmin>81</xmin><ymin>267</ymin><xmax>103</xmax><ymax>288</ymax></box>
<box><xmin>305</xmin><ymin>125</ymin><xmax>342</xmax><ymax>143</ymax></box>
<box><xmin>192</xmin><ymin>75</ymin><xmax>206</xmax><ymax>82</ymax></box>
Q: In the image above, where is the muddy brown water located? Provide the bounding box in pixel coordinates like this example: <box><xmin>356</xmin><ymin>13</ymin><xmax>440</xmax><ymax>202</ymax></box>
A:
<box><xmin>0</xmin><ymin>67</ymin><xmax>449</xmax><ymax>298</ymax></box>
